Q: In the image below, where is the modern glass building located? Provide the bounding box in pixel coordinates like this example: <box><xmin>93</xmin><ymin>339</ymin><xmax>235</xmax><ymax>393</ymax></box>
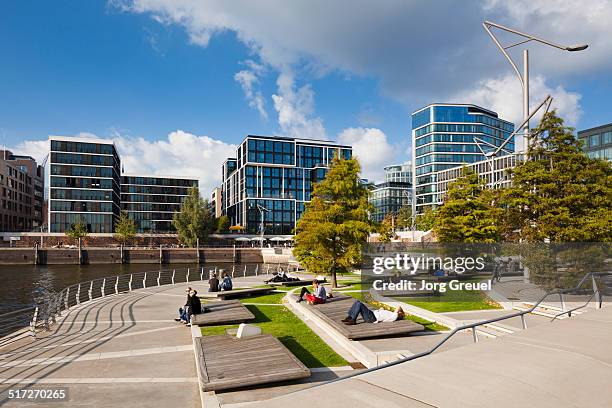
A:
<box><xmin>49</xmin><ymin>136</ymin><xmax>121</xmax><ymax>233</ymax></box>
<box><xmin>221</xmin><ymin>135</ymin><xmax>352</xmax><ymax>235</ymax></box>
<box><xmin>121</xmin><ymin>175</ymin><xmax>198</xmax><ymax>233</ymax></box>
<box><xmin>411</xmin><ymin>104</ymin><xmax>514</xmax><ymax>211</ymax></box>
<box><xmin>577</xmin><ymin>123</ymin><xmax>612</xmax><ymax>161</ymax></box>
<box><xmin>369</xmin><ymin>162</ymin><xmax>412</xmax><ymax>223</ymax></box>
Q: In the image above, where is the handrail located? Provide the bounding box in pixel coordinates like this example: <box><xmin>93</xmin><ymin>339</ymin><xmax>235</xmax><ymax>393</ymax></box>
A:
<box><xmin>313</xmin><ymin>270</ymin><xmax>610</xmax><ymax>388</ymax></box>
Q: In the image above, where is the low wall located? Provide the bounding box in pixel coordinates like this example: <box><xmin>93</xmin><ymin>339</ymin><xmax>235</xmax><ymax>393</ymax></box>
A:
<box><xmin>0</xmin><ymin>248</ymin><xmax>264</xmax><ymax>265</ymax></box>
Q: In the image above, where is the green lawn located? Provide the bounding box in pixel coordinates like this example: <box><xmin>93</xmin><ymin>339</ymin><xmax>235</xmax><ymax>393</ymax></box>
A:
<box><xmin>200</xmin><ymin>304</ymin><xmax>348</xmax><ymax>368</ymax></box>
<box><xmin>393</xmin><ymin>280</ymin><xmax>501</xmax><ymax>313</ymax></box>
<box><xmin>239</xmin><ymin>291</ymin><xmax>287</xmax><ymax>304</ymax></box>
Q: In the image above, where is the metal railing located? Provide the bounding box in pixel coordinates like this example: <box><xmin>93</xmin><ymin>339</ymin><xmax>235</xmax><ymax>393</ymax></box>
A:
<box><xmin>0</xmin><ymin>262</ymin><xmax>301</xmax><ymax>341</ymax></box>
<box><xmin>320</xmin><ymin>271</ymin><xmax>611</xmax><ymax>387</ymax></box>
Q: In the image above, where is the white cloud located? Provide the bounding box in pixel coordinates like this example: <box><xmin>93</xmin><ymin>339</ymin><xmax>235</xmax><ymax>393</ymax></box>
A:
<box><xmin>271</xmin><ymin>69</ymin><xmax>326</xmax><ymax>139</ymax></box>
<box><xmin>453</xmin><ymin>73</ymin><xmax>582</xmax><ymax>127</ymax></box>
<box><xmin>337</xmin><ymin>127</ymin><xmax>396</xmax><ymax>183</ymax></box>
<box><xmin>7</xmin><ymin>140</ymin><xmax>48</xmax><ymax>164</ymax></box>
<box><xmin>114</xmin><ymin>130</ymin><xmax>236</xmax><ymax>195</ymax></box>
<box><xmin>234</xmin><ymin>60</ymin><xmax>268</xmax><ymax>119</ymax></box>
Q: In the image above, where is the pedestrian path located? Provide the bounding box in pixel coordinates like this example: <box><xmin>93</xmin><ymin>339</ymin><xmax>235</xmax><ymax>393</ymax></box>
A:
<box><xmin>0</xmin><ymin>284</ymin><xmax>204</xmax><ymax>408</ymax></box>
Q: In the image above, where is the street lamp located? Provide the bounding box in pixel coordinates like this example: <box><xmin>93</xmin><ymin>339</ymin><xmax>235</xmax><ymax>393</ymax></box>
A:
<box><xmin>483</xmin><ymin>21</ymin><xmax>588</xmax><ymax>153</ymax></box>
<box><xmin>256</xmin><ymin>204</ymin><xmax>270</xmax><ymax>248</ymax></box>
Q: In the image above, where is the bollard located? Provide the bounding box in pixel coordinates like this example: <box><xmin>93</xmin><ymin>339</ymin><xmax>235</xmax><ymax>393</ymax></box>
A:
<box><xmin>231</xmin><ymin>265</ymin><xmax>235</xmax><ymax>278</ymax></box>
<box><xmin>559</xmin><ymin>292</ymin><xmax>566</xmax><ymax>312</ymax></box>
<box><xmin>115</xmin><ymin>276</ymin><xmax>119</xmax><ymax>294</ymax></box>
<box><xmin>267</xmin><ymin>265</ymin><xmax>270</xmax><ymax>274</ymax></box>
<box><xmin>200</xmin><ymin>267</ymin><xmax>204</xmax><ymax>281</ymax></box>
<box><xmin>143</xmin><ymin>272</ymin><xmax>147</xmax><ymax>289</ymax></box>
<box><xmin>243</xmin><ymin>265</ymin><xmax>247</xmax><ymax>277</ymax></box>
<box><xmin>255</xmin><ymin>264</ymin><xmax>259</xmax><ymax>276</ymax></box>
<box><xmin>101</xmin><ymin>278</ymin><xmax>106</xmax><ymax>297</ymax></box>
<box><xmin>30</xmin><ymin>307</ymin><xmax>38</xmax><ymax>339</ymax></box>
<box><xmin>187</xmin><ymin>268</ymin><xmax>190</xmax><ymax>283</ymax></box>
<box><xmin>76</xmin><ymin>284</ymin><xmax>81</xmax><ymax>305</ymax></box>
<box><xmin>129</xmin><ymin>275</ymin><xmax>133</xmax><ymax>291</ymax></box>
<box><xmin>172</xmin><ymin>270</ymin><xmax>175</xmax><ymax>285</ymax></box>
<box><xmin>157</xmin><ymin>271</ymin><xmax>161</xmax><ymax>286</ymax></box>
<box><xmin>520</xmin><ymin>314</ymin><xmax>527</xmax><ymax>329</ymax></box>
<box><xmin>88</xmin><ymin>281</ymin><xmax>93</xmax><ymax>301</ymax></box>
<box><xmin>472</xmin><ymin>328</ymin><xmax>479</xmax><ymax>343</ymax></box>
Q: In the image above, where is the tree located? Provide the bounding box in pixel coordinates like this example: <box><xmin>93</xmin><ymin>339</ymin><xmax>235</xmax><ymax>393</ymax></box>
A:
<box><xmin>500</xmin><ymin>111</ymin><xmax>612</xmax><ymax>242</ymax></box>
<box><xmin>172</xmin><ymin>186</ymin><xmax>215</xmax><ymax>247</ymax></box>
<box><xmin>395</xmin><ymin>204</ymin><xmax>413</xmax><ymax>230</ymax></box>
<box><xmin>378</xmin><ymin>214</ymin><xmax>397</xmax><ymax>242</ymax></box>
<box><xmin>434</xmin><ymin>168</ymin><xmax>500</xmax><ymax>243</ymax></box>
<box><xmin>215</xmin><ymin>215</ymin><xmax>230</xmax><ymax>234</ymax></box>
<box><xmin>294</xmin><ymin>155</ymin><xmax>372</xmax><ymax>287</ymax></box>
<box><xmin>416</xmin><ymin>206</ymin><xmax>437</xmax><ymax>231</ymax></box>
<box><xmin>65</xmin><ymin>218</ymin><xmax>88</xmax><ymax>241</ymax></box>
<box><xmin>115</xmin><ymin>211</ymin><xmax>137</xmax><ymax>244</ymax></box>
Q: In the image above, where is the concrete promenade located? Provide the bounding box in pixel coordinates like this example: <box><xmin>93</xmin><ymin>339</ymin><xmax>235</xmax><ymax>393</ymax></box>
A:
<box><xmin>247</xmin><ymin>304</ymin><xmax>612</xmax><ymax>408</ymax></box>
<box><xmin>0</xmin><ymin>283</ymin><xmax>205</xmax><ymax>407</ymax></box>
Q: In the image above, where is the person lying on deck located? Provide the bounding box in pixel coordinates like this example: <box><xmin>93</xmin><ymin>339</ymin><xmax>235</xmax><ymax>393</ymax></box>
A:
<box><xmin>218</xmin><ymin>271</ymin><xmax>233</xmax><ymax>291</ymax></box>
<box><xmin>296</xmin><ymin>279</ymin><xmax>329</xmax><ymax>304</ymax></box>
<box><xmin>264</xmin><ymin>269</ymin><xmax>300</xmax><ymax>284</ymax></box>
<box><xmin>342</xmin><ymin>300</ymin><xmax>405</xmax><ymax>325</ymax></box>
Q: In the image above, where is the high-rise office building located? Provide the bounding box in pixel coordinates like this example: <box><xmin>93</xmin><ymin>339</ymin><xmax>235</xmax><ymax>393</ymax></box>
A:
<box><xmin>369</xmin><ymin>162</ymin><xmax>412</xmax><ymax>223</ymax></box>
<box><xmin>0</xmin><ymin>150</ymin><xmax>45</xmax><ymax>232</ymax></box>
<box><xmin>210</xmin><ymin>187</ymin><xmax>222</xmax><ymax>218</ymax></box>
<box><xmin>577</xmin><ymin>123</ymin><xmax>612</xmax><ymax>161</ymax></box>
<box><xmin>221</xmin><ymin>135</ymin><xmax>352</xmax><ymax>235</ymax></box>
<box><xmin>121</xmin><ymin>175</ymin><xmax>198</xmax><ymax>233</ymax></box>
<box><xmin>49</xmin><ymin>136</ymin><xmax>121</xmax><ymax>233</ymax></box>
<box><xmin>411</xmin><ymin>104</ymin><xmax>515</xmax><ymax>211</ymax></box>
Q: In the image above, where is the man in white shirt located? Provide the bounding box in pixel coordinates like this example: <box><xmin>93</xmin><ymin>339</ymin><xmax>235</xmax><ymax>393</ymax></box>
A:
<box><xmin>342</xmin><ymin>300</ymin><xmax>405</xmax><ymax>325</ymax></box>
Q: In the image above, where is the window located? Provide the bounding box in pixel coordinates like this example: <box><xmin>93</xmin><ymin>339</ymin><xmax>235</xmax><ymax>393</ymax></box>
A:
<box><xmin>590</xmin><ymin>134</ymin><xmax>600</xmax><ymax>147</ymax></box>
<box><xmin>602</xmin><ymin>131</ymin><xmax>612</xmax><ymax>145</ymax></box>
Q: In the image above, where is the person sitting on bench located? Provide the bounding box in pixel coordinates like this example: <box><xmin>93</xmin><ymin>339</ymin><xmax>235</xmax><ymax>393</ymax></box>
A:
<box><xmin>218</xmin><ymin>271</ymin><xmax>233</xmax><ymax>291</ymax></box>
<box><xmin>342</xmin><ymin>300</ymin><xmax>405</xmax><ymax>325</ymax></box>
<box><xmin>208</xmin><ymin>272</ymin><xmax>220</xmax><ymax>292</ymax></box>
<box><xmin>175</xmin><ymin>287</ymin><xmax>192</xmax><ymax>322</ymax></box>
<box><xmin>184</xmin><ymin>289</ymin><xmax>202</xmax><ymax>325</ymax></box>
<box><xmin>296</xmin><ymin>279</ymin><xmax>326</xmax><ymax>304</ymax></box>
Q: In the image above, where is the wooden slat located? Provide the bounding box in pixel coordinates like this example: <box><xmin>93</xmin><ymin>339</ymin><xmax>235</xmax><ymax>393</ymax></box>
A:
<box><xmin>298</xmin><ymin>295</ymin><xmax>424</xmax><ymax>339</ymax></box>
<box><xmin>200</xmin><ymin>287</ymin><xmax>273</xmax><ymax>300</ymax></box>
<box><xmin>191</xmin><ymin>300</ymin><xmax>255</xmax><ymax>326</ymax></box>
<box><xmin>268</xmin><ymin>279</ymin><xmax>314</xmax><ymax>287</ymax></box>
<box><xmin>195</xmin><ymin>334</ymin><xmax>310</xmax><ymax>391</ymax></box>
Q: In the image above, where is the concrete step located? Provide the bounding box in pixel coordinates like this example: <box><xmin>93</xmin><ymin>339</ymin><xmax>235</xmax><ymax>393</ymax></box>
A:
<box><xmin>481</xmin><ymin>322</ymin><xmax>515</xmax><ymax>335</ymax></box>
<box><xmin>512</xmin><ymin>305</ymin><xmax>564</xmax><ymax>319</ymax></box>
<box><xmin>522</xmin><ymin>302</ymin><xmax>583</xmax><ymax>315</ymax></box>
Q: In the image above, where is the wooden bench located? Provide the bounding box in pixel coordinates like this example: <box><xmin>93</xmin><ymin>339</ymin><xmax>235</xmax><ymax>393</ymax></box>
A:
<box><xmin>299</xmin><ymin>295</ymin><xmax>424</xmax><ymax>340</ymax></box>
<box><xmin>191</xmin><ymin>300</ymin><xmax>255</xmax><ymax>326</ymax></box>
<box><xmin>267</xmin><ymin>279</ymin><xmax>323</xmax><ymax>287</ymax></box>
<box><xmin>200</xmin><ymin>287</ymin><xmax>273</xmax><ymax>300</ymax></box>
<box><xmin>194</xmin><ymin>334</ymin><xmax>310</xmax><ymax>391</ymax></box>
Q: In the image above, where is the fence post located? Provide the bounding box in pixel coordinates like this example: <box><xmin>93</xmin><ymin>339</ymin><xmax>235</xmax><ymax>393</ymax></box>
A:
<box><xmin>64</xmin><ymin>287</ymin><xmax>70</xmax><ymax>309</ymax></box>
<box><xmin>231</xmin><ymin>265</ymin><xmax>235</xmax><ymax>278</ymax></box>
<box><xmin>76</xmin><ymin>284</ymin><xmax>81</xmax><ymax>305</ymax></box>
<box><xmin>200</xmin><ymin>267</ymin><xmax>204</xmax><ymax>281</ymax></box>
<box><xmin>255</xmin><ymin>264</ymin><xmax>259</xmax><ymax>276</ymax></box>
<box><xmin>243</xmin><ymin>265</ymin><xmax>247</xmax><ymax>277</ymax></box>
<box><xmin>520</xmin><ymin>314</ymin><xmax>527</xmax><ymax>329</ymax></box>
<box><xmin>102</xmin><ymin>278</ymin><xmax>106</xmax><ymax>297</ymax></box>
<box><xmin>143</xmin><ymin>272</ymin><xmax>147</xmax><ymax>289</ymax></box>
<box><xmin>30</xmin><ymin>307</ymin><xmax>38</xmax><ymax>339</ymax></box>
<box><xmin>266</xmin><ymin>265</ymin><xmax>270</xmax><ymax>275</ymax></box>
<box><xmin>187</xmin><ymin>268</ymin><xmax>190</xmax><ymax>283</ymax></box>
<box><xmin>472</xmin><ymin>328</ymin><xmax>478</xmax><ymax>343</ymax></box>
<box><xmin>129</xmin><ymin>274</ymin><xmax>133</xmax><ymax>291</ymax></box>
<box><xmin>592</xmin><ymin>275</ymin><xmax>602</xmax><ymax>309</ymax></box>
<box><xmin>157</xmin><ymin>271</ymin><xmax>161</xmax><ymax>286</ymax></box>
<box><xmin>172</xmin><ymin>270</ymin><xmax>175</xmax><ymax>285</ymax></box>
<box><xmin>88</xmin><ymin>281</ymin><xmax>93</xmax><ymax>301</ymax></box>
<box><xmin>559</xmin><ymin>292</ymin><xmax>566</xmax><ymax>312</ymax></box>
<box><xmin>115</xmin><ymin>276</ymin><xmax>119</xmax><ymax>294</ymax></box>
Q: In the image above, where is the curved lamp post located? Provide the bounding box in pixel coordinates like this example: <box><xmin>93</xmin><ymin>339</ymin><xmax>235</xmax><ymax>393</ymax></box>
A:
<box><xmin>483</xmin><ymin>21</ymin><xmax>587</xmax><ymax>153</ymax></box>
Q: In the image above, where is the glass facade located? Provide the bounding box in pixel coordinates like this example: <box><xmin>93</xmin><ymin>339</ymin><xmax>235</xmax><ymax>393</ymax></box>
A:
<box><xmin>411</xmin><ymin>104</ymin><xmax>515</xmax><ymax>211</ymax></box>
<box><xmin>49</xmin><ymin>137</ymin><xmax>121</xmax><ymax>233</ymax></box>
<box><xmin>121</xmin><ymin>175</ymin><xmax>198</xmax><ymax>233</ymax></box>
<box><xmin>368</xmin><ymin>162</ymin><xmax>412</xmax><ymax>223</ymax></box>
<box><xmin>221</xmin><ymin>135</ymin><xmax>352</xmax><ymax>235</ymax></box>
<box><xmin>577</xmin><ymin>123</ymin><xmax>612</xmax><ymax>161</ymax></box>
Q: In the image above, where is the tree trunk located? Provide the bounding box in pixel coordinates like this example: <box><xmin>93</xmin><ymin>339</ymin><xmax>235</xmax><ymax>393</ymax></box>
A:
<box><xmin>331</xmin><ymin>269</ymin><xmax>337</xmax><ymax>288</ymax></box>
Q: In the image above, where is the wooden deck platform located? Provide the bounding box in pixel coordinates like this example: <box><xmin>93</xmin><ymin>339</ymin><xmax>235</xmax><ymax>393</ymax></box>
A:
<box><xmin>299</xmin><ymin>295</ymin><xmax>424</xmax><ymax>340</ymax></box>
<box><xmin>200</xmin><ymin>287</ymin><xmax>273</xmax><ymax>300</ymax></box>
<box><xmin>267</xmin><ymin>279</ymin><xmax>314</xmax><ymax>287</ymax></box>
<box><xmin>191</xmin><ymin>300</ymin><xmax>255</xmax><ymax>326</ymax></box>
<box><xmin>194</xmin><ymin>334</ymin><xmax>310</xmax><ymax>391</ymax></box>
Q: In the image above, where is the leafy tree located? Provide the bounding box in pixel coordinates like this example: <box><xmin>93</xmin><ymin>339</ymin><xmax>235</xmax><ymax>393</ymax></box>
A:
<box><xmin>65</xmin><ymin>218</ymin><xmax>88</xmax><ymax>241</ymax></box>
<box><xmin>434</xmin><ymin>168</ymin><xmax>499</xmax><ymax>243</ymax></box>
<box><xmin>172</xmin><ymin>186</ymin><xmax>215</xmax><ymax>247</ymax></box>
<box><xmin>215</xmin><ymin>215</ymin><xmax>230</xmax><ymax>233</ymax></box>
<box><xmin>416</xmin><ymin>206</ymin><xmax>437</xmax><ymax>231</ymax></box>
<box><xmin>115</xmin><ymin>211</ymin><xmax>137</xmax><ymax>244</ymax></box>
<box><xmin>395</xmin><ymin>204</ymin><xmax>413</xmax><ymax>230</ymax></box>
<box><xmin>378</xmin><ymin>214</ymin><xmax>397</xmax><ymax>242</ymax></box>
<box><xmin>294</xmin><ymin>155</ymin><xmax>372</xmax><ymax>287</ymax></box>
<box><xmin>500</xmin><ymin>111</ymin><xmax>612</xmax><ymax>242</ymax></box>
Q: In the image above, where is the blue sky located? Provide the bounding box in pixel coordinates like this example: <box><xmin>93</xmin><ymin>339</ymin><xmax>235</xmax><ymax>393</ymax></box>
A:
<box><xmin>1</xmin><ymin>1</ymin><xmax>611</xmax><ymax>191</ymax></box>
